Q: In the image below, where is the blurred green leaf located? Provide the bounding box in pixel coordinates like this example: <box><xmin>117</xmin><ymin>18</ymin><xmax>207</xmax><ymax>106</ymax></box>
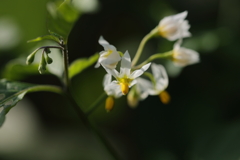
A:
<box><xmin>0</xmin><ymin>79</ymin><xmax>63</xmax><ymax>127</ymax></box>
<box><xmin>27</xmin><ymin>34</ymin><xmax>61</xmax><ymax>44</ymax></box>
<box><xmin>0</xmin><ymin>79</ymin><xmax>36</xmax><ymax>127</ymax></box>
<box><xmin>2</xmin><ymin>59</ymin><xmax>40</xmax><ymax>81</ymax></box>
<box><xmin>47</xmin><ymin>0</ymin><xmax>80</xmax><ymax>43</ymax></box>
<box><xmin>69</xmin><ymin>53</ymin><xmax>99</xmax><ymax>79</ymax></box>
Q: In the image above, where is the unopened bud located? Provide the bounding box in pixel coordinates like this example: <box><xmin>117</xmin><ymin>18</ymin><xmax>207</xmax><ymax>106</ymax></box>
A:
<box><xmin>26</xmin><ymin>50</ymin><xmax>38</xmax><ymax>65</ymax></box>
<box><xmin>45</xmin><ymin>54</ymin><xmax>53</xmax><ymax>64</ymax></box>
<box><xmin>45</xmin><ymin>48</ymin><xmax>51</xmax><ymax>54</ymax></box>
<box><xmin>105</xmin><ymin>96</ymin><xmax>114</xmax><ymax>112</ymax></box>
<box><xmin>38</xmin><ymin>53</ymin><xmax>47</xmax><ymax>74</ymax></box>
<box><xmin>127</xmin><ymin>88</ymin><xmax>139</xmax><ymax>108</ymax></box>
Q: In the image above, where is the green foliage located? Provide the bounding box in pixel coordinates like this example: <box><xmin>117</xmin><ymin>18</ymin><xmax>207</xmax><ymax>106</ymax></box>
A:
<box><xmin>0</xmin><ymin>79</ymin><xmax>36</xmax><ymax>127</ymax></box>
<box><xmin>69</xmin><ymin>53</ymin><xmax>99</xmax><ymax>79</ymax></box>
<box><xmin>47</xmin><ymin>0</ymin><xmax>81</xmax><ymax>43</ymax></box>
<box><xmin>2</xmin><ymin>59</ymin><xmax>40</xmax><ymax>81</ymax></box>
<box><xmin>27</xmin><ymin>34</ymin><xmax>61</xmax><ymax>44</ymax></box>
<box><xmin>0</xmin><ymin>79</ymin><xmax>63</xmax><ymax>127</ymax></box>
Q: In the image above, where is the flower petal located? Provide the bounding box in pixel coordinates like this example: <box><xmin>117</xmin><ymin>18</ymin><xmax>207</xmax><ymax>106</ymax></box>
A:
<box><xmin>103</xmin><ymin>73</ymin><xmax>112</xmax><ymax>87</ymax></box>
<box><xmin>151</xmin><ymin>63</ymin><xmax>168</xmax><ymax>93</ymax></box>
<box><xmin>98</xmin><ymin>36</ymin><xmax>117</xmax><ymax>51</ymax></box>
<box><xmin>120</xmin><ymin>51</ymin><xmax>131</xmax><ymax>76</ymax></box>
<box><xmin>131</xmin><ymin>63</ymin><xmax>151</xmax><ymax>79</ymax></box>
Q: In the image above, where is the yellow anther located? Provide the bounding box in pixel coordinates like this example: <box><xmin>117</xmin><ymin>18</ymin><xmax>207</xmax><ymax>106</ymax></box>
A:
<box><xmin>105</xmin><ymin>96</ymin><xmax>114</xmax><ymax>112</ymax></box>
<box><xmin>159</xmin><ymin>90</ymin><xmax>170</xmax><ymax>104</ymax></box>
<box><xmin>120</xmin><ymin>83</ymin><xmax>129</xmax><ymax>95</ymax></box>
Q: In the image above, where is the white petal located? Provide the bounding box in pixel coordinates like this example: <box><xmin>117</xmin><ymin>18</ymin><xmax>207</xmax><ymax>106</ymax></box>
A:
<box><xmin>173</xmin><ymin>47</ymin><xmax>200</xmax><ymax>67</ymax></box>
<box><xmin>159</xmin><ymin>11</ymin><xmax>191</xmax><ymax>41</ymax></box>
<box><xmin>98</xmin><ymin>36</ymin><xmax>117</xmax><ymax>51</ymax></box>
<box><xmin>131</xmin><ymin>63</ymin><xmax>151</xmax><ymax>79</ymax></box>
<box><xmin>129</xmin><ymin>79</ymin><xmax>137</xmax><ymax>88</ymax></box>
<box><xmin>151</xmin><ymin>63</ymin><xmax>168</xmax><ymax>92</ymax></box>
<box><xmin>104</xmin><ymin>81</ymin><xmax>122</xmax><ymax>98</ymax></box>
<box><xmin>105</xmin><ymin>68</ymin><xmax>119</xmax><ymax>79</ymax></box>
<box><xmin>136</xmin><ymin>78</ymin><xmax>152</xmax><ymax>100</ymax></box>
<box><xmin>94</xmin><ymin>61</ymin><xmax>100</xmax><ymax>68</ymax></box>
<box><xmin>103</xmin><ymin>74</ymin><xmax>112</xmax><ymax>87</ymax></box>
<box><xmin>120</xmin><ymin>51</ymin><xmax>131</xmax><ymax>75</ymax></box>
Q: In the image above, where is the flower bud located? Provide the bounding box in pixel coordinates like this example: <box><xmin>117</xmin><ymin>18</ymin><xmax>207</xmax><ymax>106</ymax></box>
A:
<box><xmin>38</xmin><ymin>53</ymin><xmax>47</xmax><ymax>74</ymax></box>
<box><xmin>26</xmin><ymin>50</ymin><xmax>38</xmax><ymax>65</ymax></box>
<box><xmin>105</xmin><ymin>96</ymin><xmax>114</xmax><ymax>112</ymax></box>
<box><xmin>45</xmin><ymin>54</ymin><xmax>53</xmax><ymax>64</ymax></box>
<box><xmin>45</xmin><ymin>48</ymin><xmax>51</xmax><ymax>54</ymax></box>
<box><xmin>127</xmin><ymin>88</ymin><xmax>139</xmax><ymax>108</ymax></box>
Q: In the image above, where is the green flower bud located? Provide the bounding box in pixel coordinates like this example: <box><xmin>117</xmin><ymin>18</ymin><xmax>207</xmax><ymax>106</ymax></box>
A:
<box><xmin>26</xmin><ymin>49</ymin><xmax>38</xmax><ymax>65</ymax></box>
<box><xmin>45</xmin><ymin>54</ymin><xmax>53</xmax><ymax>64</ymax></box>
<box><xmin>45</xmin><ymin>48</ymin><xmax>51</xmax><ymax>54</ymax></box>
<box><xmin>38</xmin><ymin>53</ymin><xmax>47</xmax><ymax>74</ymax></box>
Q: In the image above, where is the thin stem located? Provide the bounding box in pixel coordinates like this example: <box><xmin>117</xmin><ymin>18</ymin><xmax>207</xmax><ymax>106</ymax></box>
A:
<box><xmin>131</xmin><ymin>26</ymin><xmax>159</xmax><ymax>67</ymax></box>
<box><xmin>85</xmin><ymin>92</ymin><xmax>107</xmax><ymax>116</ymax></box>
<box><xmin>62</xmin><ymin>44</ymin><xmax>70</xmax><ymax>90</ymax></box>
<box><xmin>133</xmin><ymin>51</ymin><xmax>173</xmax><ymax>70</ymax></box>
<box><xmin>65</xmin><ymin>92</ymin><xmax>122</xmax><ymax>160</ymax></box>
<box><xmin>28</xmin><ymin>85</ymin><xmax>63</xmax><ymax>94</ymax></box>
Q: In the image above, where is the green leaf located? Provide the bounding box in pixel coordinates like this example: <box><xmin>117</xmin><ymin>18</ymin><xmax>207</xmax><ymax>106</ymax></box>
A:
<box><xmin>0</xmin><ymin>79</ymin><xmax>63</xmax><ymax>127</ymax></box>
<box><xmin>2</xmin><ymin>59</ymin><xmax>40</xmax><ymax>81</ymax></box>
<box><xmin>47</xmin><ymin>0</ymin><xmax>80</xmax><ymax>43</ymax></box>
<box><xmin>27</xmin><ymin>35</ymin><xmax>61</xmax><ymax>44</ymax></box>
<box><xmin>69</xmin><ymin>53</ymin><xmax>99</xmax><ymax>79</ymax></box>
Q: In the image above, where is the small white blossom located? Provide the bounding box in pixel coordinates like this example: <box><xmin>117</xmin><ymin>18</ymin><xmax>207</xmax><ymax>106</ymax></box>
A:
<box><xmin>95</xmin><ymin>36</ymin><xmax>121</xmax><ymax>69</ymax></box>
<box><xmin>103</xmin><ymin>74</ymin><xmax>122</xmax><ymax>98</ymax></box>
<box><xmin>172</xmin><ymin>39</ymin><xmax>199</xmax><ymax>67</ymax></box>
<box><xmin>106</xmin><ymin>51</ymin><xmax>151</xmax><ymax>95</ymax></box>
<box><xmin>158</xmin><ymin>11</ymin><xmax>191</xmax><ymax>41</ymax></box>
<box><xmin>128</xmin><ymin>63</ymin><xmax>169</xmax><ymax>107</ymax></box>
<box><xmin>148</xmin><ymin>63</ymin><xmax>169</xmax><ymax>96</ymax></box>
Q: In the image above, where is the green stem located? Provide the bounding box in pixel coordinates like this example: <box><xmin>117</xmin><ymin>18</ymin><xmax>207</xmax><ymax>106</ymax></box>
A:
<box><xmin>65</xmin><ymin>92</ymin><xmax>122</xmax><ymax>160</ymax></box>
<box><xmin>85</xmin><ymin>92</ymin><xmax>107</xmax><ymax>116</ymax></box>
<box><xmin>28</xmin><ymin>85</ymin><xmax>63</xmax><ymax>94</ymax></box>
<box><xmin>62</xmin><ymin>44</ymin><xmax>70</xmax><ymax>90</ymax></box>
<box><xmin>133</xmin><ymin>51</ymin><xmax>173</xmax><ymax>70</ymax></box>
<box><xmin>131</xmin><ymin>26</ymin><xmax>159</xmax><ymax>67</ymax></box>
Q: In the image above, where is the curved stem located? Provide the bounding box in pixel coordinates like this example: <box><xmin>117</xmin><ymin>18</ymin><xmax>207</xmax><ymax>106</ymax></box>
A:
<box><xmin>133</xmin><ymin>51</ymin><xmax>173</xmax><ymax>70</ymax></box>
<box><xmin>65</xmin><ymin>91</ymin><xmax>122</xmax><ymax>160</ymax></box>
<box><xmin>131</xmin><ymin>26</ymin><xmax>159</xmax><ymax>67</ymax></box>
<box><xmin>85</xmin><ymin>92</ymin><xmax>107</xmax><ymax>116</ymax></box>
<box><xmin>27</xmin><ymin>85</ymin><xmax>63</xmax><ymax>94</ymax></box>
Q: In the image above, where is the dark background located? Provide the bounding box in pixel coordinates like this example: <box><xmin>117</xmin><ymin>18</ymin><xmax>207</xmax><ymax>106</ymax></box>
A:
<box><xmin>1</xmin><ymin>0</ymin><xmax>240</xmax><ymax>159</ymax></box>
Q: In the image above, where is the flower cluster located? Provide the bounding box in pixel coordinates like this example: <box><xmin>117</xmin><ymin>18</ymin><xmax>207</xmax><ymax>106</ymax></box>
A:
<box><xmin>95</xmin><ymin>11</ymin><xmax>199</xmax><ymax>111</ymax></box>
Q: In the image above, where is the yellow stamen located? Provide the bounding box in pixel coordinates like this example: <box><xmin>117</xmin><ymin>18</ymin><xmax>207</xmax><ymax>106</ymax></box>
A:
<box><xmin>105</xmin><ymin>96</ymin><xmax>114</xmax><ymax>112</ymax></box>
<box><xmin>159</xmin><ymin>90</ymin><xmax>170</xmax><ymax>104</ymax></box>
<box><xmin>120</xmin><ymin>83</ymin><xmax>129</xmax><ymax>95</ymax></box>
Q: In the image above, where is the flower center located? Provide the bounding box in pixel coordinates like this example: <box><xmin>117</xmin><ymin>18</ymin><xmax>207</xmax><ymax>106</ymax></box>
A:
<box><xmin>118</xmin><ymin>76</ymin><xmax>133</xmax><ymax>95</ymax></box>
<box><xmin>103</xmin><ymin>50</ymin><xmax>113</xmax><ymax>58</ymax></box>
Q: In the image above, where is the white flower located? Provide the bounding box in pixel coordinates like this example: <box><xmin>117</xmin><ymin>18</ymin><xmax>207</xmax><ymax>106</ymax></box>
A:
<box><xmin>172</xmin><ymin>39</ymin><xmax>199</xmax><ymax>67</ymax></box>
<box><xmin>158</xmin><ymin>11</ymin><xmax>191</xmax><ymax>41</ymax></box>
<box><xmin>128</xmin><ymin>63</ymin><xmax>170</xmax><ymax>106</ymax></box>
<box><xmin>106</xmin><ymin>51</ymin><xmax>151</xmax><ymax>95</ymax></box>
<box><xmin>95</xmin><ymin>36</ymin><xmax>121</xmax><ymax>69</ymax></box>
<box><xmin>103</xmin><ymin>74</ymin><xmax>122</xmax><ymax>98</ymax></box>
<box><xmin>148</xmin><ymin>63</ymin><xmax>169</xmax><ymax>96</ymax></box>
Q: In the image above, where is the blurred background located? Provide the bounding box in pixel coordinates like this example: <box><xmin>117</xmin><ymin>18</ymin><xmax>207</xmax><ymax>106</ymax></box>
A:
<box><xmin>1</xmin><ymin>0</ymin><xmax>240</xmax><ymax>159</ymax></box>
